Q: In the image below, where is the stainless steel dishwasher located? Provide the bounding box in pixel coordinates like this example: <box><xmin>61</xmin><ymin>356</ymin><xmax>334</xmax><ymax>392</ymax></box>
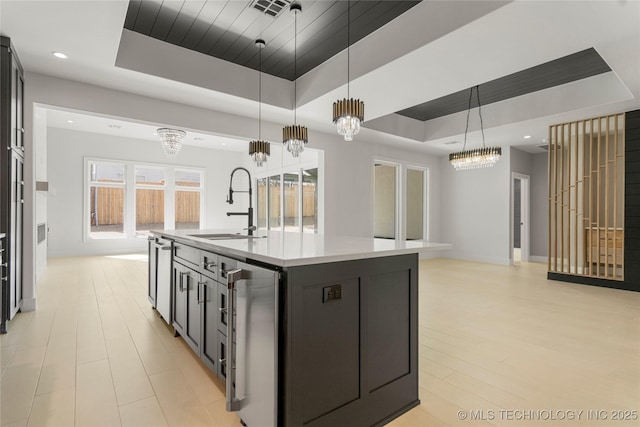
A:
<box><xmin>226</xmin><ymin>262</ymin><xmax>279</xmax><ymax>427</ymax></box>
<box><xmin>148</xmin><ymin>236</ymin><xmax>172</xmax><ymax>323</ymax></box>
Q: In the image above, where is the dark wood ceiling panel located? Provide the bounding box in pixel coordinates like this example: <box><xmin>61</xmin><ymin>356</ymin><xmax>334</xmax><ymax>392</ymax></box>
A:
<box><xmin>132</xmin><ymin>1</ymin><xmax>163</xmax><ymax>35</ymax></box>
<box><xmin>149</xmin><ymin>1</ymin><xmax>185</xmax><ymax>40</ymax></box>
<box><xmin>123</xmin><ymin>0</ymin><xmax>421</xmax><ymax>81</ymax></box>
<box><xmin>195</xmin><ymin>1</ymin><xmax>250</xmax><ymax>54</ymax></box>
<box><xmin>396</xmin><ymin>48</ymin><xmax>612</xmax><ymax>122</ymax></box>
<box><xmin>179</xmin><ymin>1</ymin><xmax>229</xmax><ymax>52</ymax></box>
<box><xmin>124</xmin><ymin>0</ymin><xmax>142</xmax><ymax>29</ymax></box>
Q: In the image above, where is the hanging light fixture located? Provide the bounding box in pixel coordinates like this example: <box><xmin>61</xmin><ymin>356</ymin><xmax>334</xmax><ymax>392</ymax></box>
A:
<box><xmin>282</xmin><ymin>3</ymin><xmax>308</xmax><ymax>158</ymax></box>
<box><xmin>249</xmin><ymin>39</ymin><xmax>270</xmax><ymax>167</ymax></box>
<box><xmin>449</xmin><ymin>85</ymin><xmax>501</xmax><ymax>170</ymax></box>
<box><xmin>157</xmin><ymin>128</ymin><xmax>186</xmax><ymax>159</ymax></box>
<box><xmin>332</xmin><ymin>0</ymin><xmax>364</xmax><ymax>142</ymax></box>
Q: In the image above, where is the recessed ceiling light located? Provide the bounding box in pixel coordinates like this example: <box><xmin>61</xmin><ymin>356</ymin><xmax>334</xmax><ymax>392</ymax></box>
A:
<box><xmin>523</xmin><ymin>135</ymin><xmax>531</xmax><ymax>139</ymax></box>
<box><xmin>52</xmin><ymin>51</ymin><xmax>68</xmax><ymax>59</ymax></box>
<box><xmin>221</xmin><ymin>142</ymin><xmax>228</xmax><ymax>146</ymax></box>
<box><xmin>152</xmin><ymin>132</ymin><xmax>158</xmax><ymax>136</ymax></box>
<box><xmin>67</xmin><ymin>120</ymin><xmax>74</xmax><ymax>124</ymax></box>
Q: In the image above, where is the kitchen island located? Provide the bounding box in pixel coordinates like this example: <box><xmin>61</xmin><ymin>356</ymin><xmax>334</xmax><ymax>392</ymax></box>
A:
<box><xmin>149</xmin><ymin>229</ymin><xmax>450</xmax><ymax>427</ymax></box>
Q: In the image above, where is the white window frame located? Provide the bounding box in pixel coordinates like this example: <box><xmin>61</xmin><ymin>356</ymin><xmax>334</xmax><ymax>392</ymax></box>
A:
<box><xmin>372</xmin><ymin>157</ymin><xmax>430</xmax><ymax>241</ymax></box>
<box><xmin>83</xmin><ymin>157</ymin><xmax>206</xmax><ymax>241</ymax></box>
<box><xmin>255</xmin><ymin>161</ymin><xmax>322</xmax><ymax>234</ymax></box>
<box><xmin>174</xmin><ymin>168</ymin><xmax>205</xmax><ymax>230</ymax></box>
<box><xmin>134</xmin><ymin>165</ymin><xmax>168</xmax><ymax>237</ymax></box>
<box><xmin>85</xmin><ymin>160</ymin><xmax>127</xmax><ymax>240</ymax></box>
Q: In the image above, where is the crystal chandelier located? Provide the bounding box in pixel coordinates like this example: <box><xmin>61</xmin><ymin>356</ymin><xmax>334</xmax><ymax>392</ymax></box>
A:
<box><xmin>249</xmin><ymin>39</ymin><xmax>270</xmax><ymax>167</ymax></box>
<box><xmin>332</xmin><ymin>0</ymin><xmax>364</xmax><ymax>142</ymax></box>
<box><xmin>282</xmin><ymin>3</ymin><xmax>308</xmax><ymax>158</ymax></box>
<box><xmin>449</xmin><ymin>85</ymin><xmax>501</xmax><ymax>170</ymax></box>
<box><xmin>157</xmin><ymin>128</ymin><xmax>186</xmax><ymax>159</ymax></box>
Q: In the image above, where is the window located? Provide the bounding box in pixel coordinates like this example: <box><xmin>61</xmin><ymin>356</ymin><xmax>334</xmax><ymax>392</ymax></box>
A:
<box><xmin>85</xmin><ymin>159</ymin><xmax>204</xmax><ymax>240</ymax></box>
<box><xmin>88</xmin><ymin>161</ymin><xmax>125</xmax><ymax>239</ymax></box>
<box><xmin>405</xmin><ymin>168</ymin><xmax>426</xmax><ymax>240</ymax></box>
<box><xmin>302</xmin><ymin>168</ymin><xmax>318</xmax><ymax>233</ymax></box>
<box><xmin>373</xmin><ymin>160</ymin><xmax>428</xmax><ymax>241</ymax></box>
<box><xmin>135</xmin><ymin>166</ymin><xmax>166</xmax><ymax>236</ymax></box>
<box><xmin>268</xmin><ymin>175</ymin><xmax>281</xmax><ymax>231</ymax></box>
<box><xmin>374</xmin><ymin>162</ymin><xmax>398</xmax><ymax>239</ymax></box>
<box><xmin>175</xmin><ymin>169</ymin><xmax>202</xmax><ymax>230</ymax></box>
<box><xmin>257</xmin><ymin>167</ymin><xmax>319</xmax><ymax>233</ymax></box>
<box><xmin>284</xmin><ymin>173</ymin><xmax>299</xmax><ymax>231</ymax></box>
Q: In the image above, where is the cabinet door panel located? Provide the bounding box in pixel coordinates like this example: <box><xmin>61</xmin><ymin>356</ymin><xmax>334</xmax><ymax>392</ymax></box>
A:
<box><xmin>200</xmin><ymin>278</ymin><xmax>218</xmax><ymax>372</ymax></box>
<box><xmin>8</xmin><ymin>154</ymin><xmax>23</xmax><ymax>318</ymax></box>
<box><xmin>184</xmin><ymin>270</ymin><xmax>201</xmax><ymax>353</ymax></box>
<box><xmin>172</xmin><ymin>262</ymin><xmax>189</xmax><ymax>336</ymax></box>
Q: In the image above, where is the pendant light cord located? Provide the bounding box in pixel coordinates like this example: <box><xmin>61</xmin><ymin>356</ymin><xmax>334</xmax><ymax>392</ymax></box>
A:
<box><xmin>462</xmin><ymin>85</ymin><xmax>486</xmax><ymax>151</ymax></box>
<box><xmin>347</xmin><ymin>0</ymin><xmax>350</xmax><ymax>100</ymax></box>
<box><xmin>477</xmin><ymin>85</ymin><xmax>486</xmax><ymax>148</ymax></box>
<box><xmin>293</xmin><ymin>6</ymin><xmax>298</xmax><ymax>125</ymax></box>
<box><xmin>259</xmin><ymin>43</ymin><xmax>262</xmax><ymax>140</ymax></box>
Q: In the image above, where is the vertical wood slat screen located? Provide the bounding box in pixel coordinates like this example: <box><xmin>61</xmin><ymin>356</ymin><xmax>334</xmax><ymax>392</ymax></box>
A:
<box><xmin>548</xmin><ymin>113</ymin><xmax>625</xmax><ymax>280</ymax></box>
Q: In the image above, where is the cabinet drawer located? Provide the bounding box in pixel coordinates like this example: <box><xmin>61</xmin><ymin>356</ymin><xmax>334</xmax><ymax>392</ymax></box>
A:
<box><xmin>173</xmin><ymin>242</ymin><xmax>201</xmax><ymax>268</ymax></box>
<box><xmin>201</xmin><ymin>252</ymin><xmax>219</xmax><ymax>279</ymax></box>
<box><xmin>218</xmin><ymin>256</ymin><xmax>239</xmax><ymax>283</ymax></box>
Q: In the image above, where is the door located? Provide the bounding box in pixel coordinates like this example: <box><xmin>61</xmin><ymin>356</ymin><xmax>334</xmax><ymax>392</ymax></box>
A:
<box><xmin>512</xmin><ymin>173</ymin><xmax>530</xmax><ymax>263</ymax></box>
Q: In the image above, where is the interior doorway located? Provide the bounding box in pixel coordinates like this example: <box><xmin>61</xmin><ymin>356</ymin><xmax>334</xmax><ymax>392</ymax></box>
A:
<box><xmin>512</xmin><ymin>173</ymin><xmax>530</xmax><ymax>263</ymax></box>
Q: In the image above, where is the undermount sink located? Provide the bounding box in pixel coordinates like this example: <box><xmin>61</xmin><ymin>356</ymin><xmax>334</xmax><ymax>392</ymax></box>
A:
<box><xmin>187</xmin><ymin>233</ymin><xmax>264</xmax><ymax>240</ymax></box>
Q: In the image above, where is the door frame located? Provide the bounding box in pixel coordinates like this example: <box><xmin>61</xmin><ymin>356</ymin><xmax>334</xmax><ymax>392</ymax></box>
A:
<box><xmin>511</xmin><ymin>173</ymin><xmax>530</xmax><ymax>263</ymax></box>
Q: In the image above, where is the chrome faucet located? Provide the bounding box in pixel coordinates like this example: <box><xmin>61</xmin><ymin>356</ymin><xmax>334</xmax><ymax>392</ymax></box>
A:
<box><xmin>226</xmin><ymin>167</ymin><xmax>254</xmax><ymax>236</ymax></box>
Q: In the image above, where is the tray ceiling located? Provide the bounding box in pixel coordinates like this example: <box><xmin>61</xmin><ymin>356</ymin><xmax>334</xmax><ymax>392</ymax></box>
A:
<box><xmin>396</xmin><ymin>48</ymin><xmax>612</xmax><ymax>122</ymax></box>
<box><xmin>124</xmin><ymin>0</ymin><xmax>420</xmax><ymax>80</ymax></box>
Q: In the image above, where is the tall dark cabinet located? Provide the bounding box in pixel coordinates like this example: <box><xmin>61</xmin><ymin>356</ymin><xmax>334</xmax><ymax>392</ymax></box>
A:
<box><xmin>1</xmin><ymin>36</ymin><xmax>25</xmax><ymax>333</ymax></box>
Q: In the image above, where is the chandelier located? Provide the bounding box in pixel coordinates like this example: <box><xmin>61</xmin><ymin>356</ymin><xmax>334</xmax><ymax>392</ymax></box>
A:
<box><xmin>249</xmin><ymin>39</ymin><xmax>270</xmax><ymax>167</ymax></box>
<box><xmin>157</xmin><ymin>128</ymin><xmax>186</xmax><ymax>159</ymax></box>
<box><xmin>282</xmin><ymin>3</ymin><xmax>308</xmax><ymax>158</ymax></box>
<box><xmin>449</xmin><ymin>85</ymin><xmax>501</xmax><ymax>170</ymax></box>
<box><xmin>332</xmin><ymin>0</ymin><xmax>364</xmax><ymax>142</ymax></box>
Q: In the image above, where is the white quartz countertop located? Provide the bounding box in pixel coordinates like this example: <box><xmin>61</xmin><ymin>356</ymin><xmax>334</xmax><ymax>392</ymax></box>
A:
<box><xmin>152</xmin><ymin>229</ymin><xmax>451</xmax><ymax>267</ymax></box>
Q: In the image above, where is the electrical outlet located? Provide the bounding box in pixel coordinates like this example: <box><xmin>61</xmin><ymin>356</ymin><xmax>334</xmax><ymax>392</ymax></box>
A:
<box><xmin>323</xmin><ymin>284</ymin><xmax>342</xmax><ymax>303</ymax></box>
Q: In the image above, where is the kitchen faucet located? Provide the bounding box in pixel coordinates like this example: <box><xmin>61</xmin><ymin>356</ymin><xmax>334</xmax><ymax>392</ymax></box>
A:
<box><xmin>226</xmin><ymin>167</ymin><xmax>255</xmax><ymax>236</ymax></box>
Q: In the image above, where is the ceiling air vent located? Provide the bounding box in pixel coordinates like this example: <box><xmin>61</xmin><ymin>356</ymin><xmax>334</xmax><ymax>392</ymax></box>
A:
<box><xmin>251</xmin><ymin>0</ymin><xmax>292</xmax><ymax>17</ymax></box>
<box><xmin>443</xmin><ymin>141</ymin><xmax>460</xmax><ymax>145</ymax></box>
<box><xmin>538</xmin><ymin>144</ymin><xmax>549</xmax><ymax>151</ymax></box>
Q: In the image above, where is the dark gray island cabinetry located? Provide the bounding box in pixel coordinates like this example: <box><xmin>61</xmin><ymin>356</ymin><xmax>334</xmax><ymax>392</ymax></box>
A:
<box><xmin>149</xmin><ymin>230</ymin><xmax>449</xmax><ymax>427</ymax></box>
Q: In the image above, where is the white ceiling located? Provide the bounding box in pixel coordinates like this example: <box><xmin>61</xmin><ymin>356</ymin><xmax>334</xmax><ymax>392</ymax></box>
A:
<box><xmin>1</xmin><ymin>0</ymin><xmax>639</xmax><ymax>155</ymax></box>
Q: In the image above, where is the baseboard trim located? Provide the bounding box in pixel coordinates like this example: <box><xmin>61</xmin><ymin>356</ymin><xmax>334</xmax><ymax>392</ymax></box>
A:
<box><xmin>20</xmin><ymin>298</ymin><xmax>36</xmax><ymax>312</ymax></box>
<box><xmin>442</xmin><ymin>251</ymin><xmax>511</xmax><ymax>266</ymax></box>
<box><xmin>529</xmin><ymin>256</ymin><xmax>547</xmax><ymax>263</ymax></box>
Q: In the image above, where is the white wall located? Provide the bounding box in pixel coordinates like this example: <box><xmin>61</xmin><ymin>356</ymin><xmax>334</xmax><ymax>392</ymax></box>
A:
<box><xmin>21</xmin><ymin>71</ymin><xmax>445</xmax><ymax>310</ymax></box>
<box><xmin>47</xmin><ymin>128</ymin><xmax>246</xmax><ymax>256</ymax></box>
<box><xmin>440</xmin><ymin>149</ymin><xmax>511</xmax><ymax>265</ymax></box>
<box><xmin>530</xmin><ymin>152</ymin><xmax>548</xmax><ymax>259</ymax></box>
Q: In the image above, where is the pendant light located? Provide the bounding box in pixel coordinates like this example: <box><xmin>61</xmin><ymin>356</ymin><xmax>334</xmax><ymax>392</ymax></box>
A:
<box><xmin>449</xmin><ymin>85</ymin><xmax>501</xmax><ymax>170</ymax></box>
<box><xmin>157</xmin><ymin>128</ymin><xmax>186</xmax><ymax>159</ymax></box>
<box><xmin>332</xmin><ymin>0</ymin><xmax>364</xmax><ymax>142</ymax></box>
<box><xmin>249</xmin><ymin>39</ymin><xmax>270</xmax><ymax>167</ymax></box>
<box><xmin>282</xmin><ymin>3</ymin><xmax>308</xmax><ymax>158</ymax></box>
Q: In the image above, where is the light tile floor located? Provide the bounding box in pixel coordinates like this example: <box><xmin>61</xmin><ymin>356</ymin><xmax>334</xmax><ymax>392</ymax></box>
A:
<box><xmin>1</xmin><ymin>256</ymin><xmax>639</xmax><ymax>426</ymax></box>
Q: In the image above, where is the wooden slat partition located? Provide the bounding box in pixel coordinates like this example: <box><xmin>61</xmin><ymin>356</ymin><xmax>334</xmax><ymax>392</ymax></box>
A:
<box><xmin>548</xmin><ymin>113</ymin><xmax>625</xmax><ymax>280</ymax></box>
